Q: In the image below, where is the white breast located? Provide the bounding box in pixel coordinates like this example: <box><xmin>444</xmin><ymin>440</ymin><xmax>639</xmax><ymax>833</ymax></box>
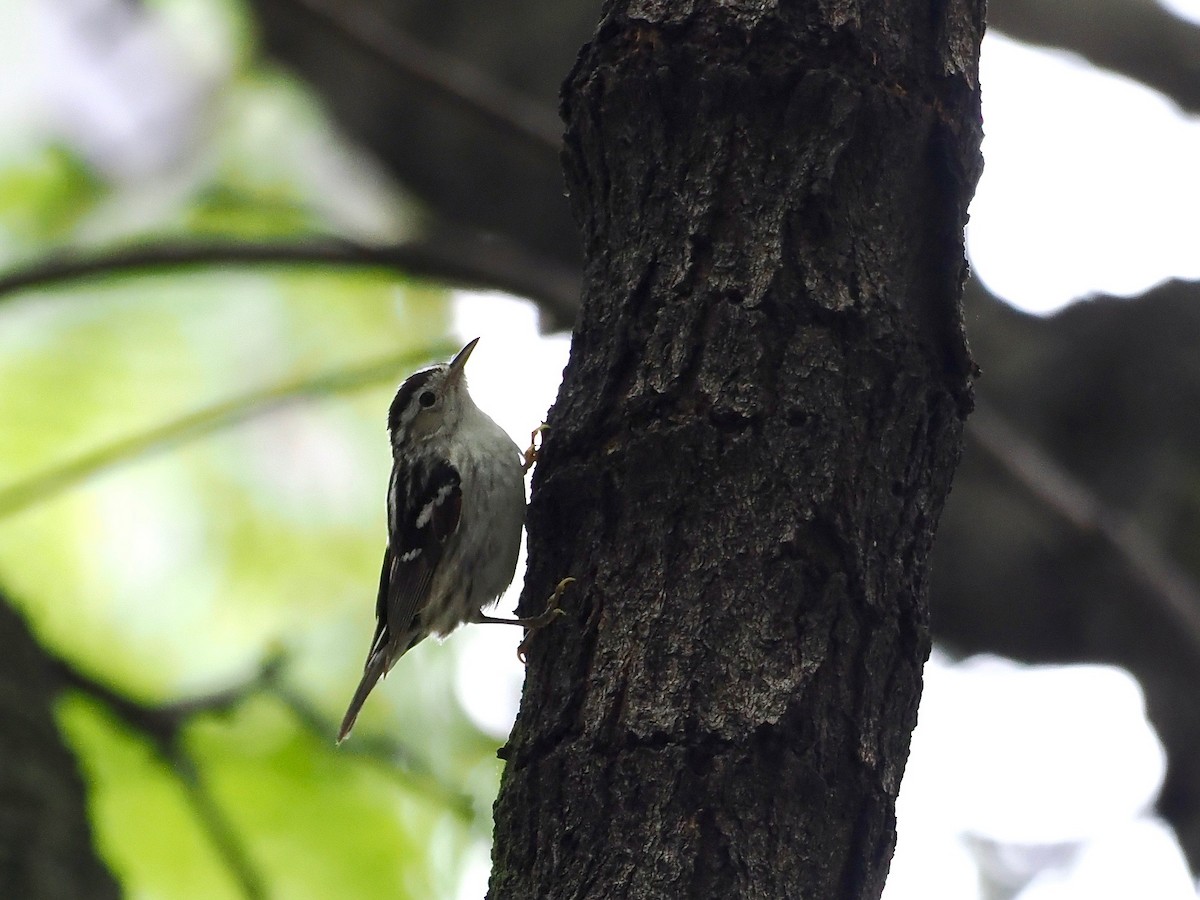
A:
<box><xmin>426</xmin><ymin>407</ymin><xmax>525</xmax><ymax>634</ymax></box>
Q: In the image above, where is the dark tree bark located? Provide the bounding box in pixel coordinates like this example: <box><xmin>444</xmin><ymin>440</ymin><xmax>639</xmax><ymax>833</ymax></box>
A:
<box><xmin>490</xmin><ymin>1</ymin><xmax>983</xmax><ymax>897</ymax></box>
<box><xmin>0</xmin><ymin>595</ymin><xmax>119</xmax><ymax>899</ymax></box>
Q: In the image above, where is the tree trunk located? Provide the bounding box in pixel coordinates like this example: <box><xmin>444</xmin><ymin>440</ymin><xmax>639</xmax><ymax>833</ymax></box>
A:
<box><xmin>0</xmin><ymin>595</ymin><xmax>120</xmax><ymax>899</ymax></box>
<box><xmin>490</xmin><ymin>1</ymin><xmax>983</xmax><ymax>897</ymax></box>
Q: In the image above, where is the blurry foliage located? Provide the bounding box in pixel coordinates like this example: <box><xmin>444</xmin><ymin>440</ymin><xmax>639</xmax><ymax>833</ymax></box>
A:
<box><xmin>0</xmin><ymin>0</ymin><xmax>503</xmax><ymax>896</ymax></box>
<box><xmin>0</xmin><ymin>147</ymin><xmax>103</xmax><ymax>243</ymax></box>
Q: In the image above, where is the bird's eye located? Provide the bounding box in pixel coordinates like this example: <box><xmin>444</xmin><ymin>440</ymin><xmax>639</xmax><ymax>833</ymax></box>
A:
<box><xmin>418</xmin><ymin>391</ymin><xmax>437</xmax><ymax>409</ymax></box>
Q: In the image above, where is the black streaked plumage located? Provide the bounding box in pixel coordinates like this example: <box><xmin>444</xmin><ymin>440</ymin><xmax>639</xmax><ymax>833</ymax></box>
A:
<box><xmin>368</xmin><ymin>458</ymin><xmax>462</xmax><ymax>657</ymax></box>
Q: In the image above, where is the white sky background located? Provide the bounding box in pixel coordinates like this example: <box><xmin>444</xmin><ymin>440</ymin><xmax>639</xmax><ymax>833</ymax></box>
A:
<box><xmin>1161</xmin><ymin>0</ymin><xmax>1200</xmax><ymax>26</ymax></box>
<box><xmin>969</xmin><ymin>31</ymin><xmax>1200</xmax><ymax>313</ymax></box>
<box><xmin>3</xmin><ymin>1</ymin><xmax>1200</xmax><ymax>896</ymax></box>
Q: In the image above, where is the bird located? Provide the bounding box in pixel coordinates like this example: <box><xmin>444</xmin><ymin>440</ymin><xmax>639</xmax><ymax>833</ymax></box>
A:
<box><xmin>337</xmin><ymin>338</ymin><xmax>567</xmax><ymax>743</ymax></box>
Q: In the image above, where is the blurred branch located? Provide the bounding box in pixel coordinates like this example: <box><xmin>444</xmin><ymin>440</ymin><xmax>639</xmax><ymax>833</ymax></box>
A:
<box><xmin>0</xmin><ymin>236</ymin><xmax>580</xmax><ymax>320</ymax></box>
<box><xmin>51</xmin><ymin>654</ymin><xmax>285</xmax><ymax>756</ymax></box>
<box><xmin>990</xmin><ymin>0</ymin><xmax>1200</xmax><ymax>113</ymax></box>
<box><xmin>170</xmin><ymin>747</ymin><xmax>266</xmax><ymax>900</ymax></box>
<box><xmin>53</xmin><ymin>655</ymin><xmax>280</xmax><ymax>900</ymax></box>
<box><xmin>0</xmin><ymin>345</ymin><xmax>445</xmax><ymax>518</ymax></box>
<box><xmin>54</xmin><ymin>652</ymin><xmax>478</xmax><ymax>830</ymax></box>
<box><xmin>969</xmin><ymin>399</ymin><xmax>1200</xmax><ymax>655</ymax></box>
<box><xmin>270</xmin><ymin>683</ymin><xmax>478</xmax><ymax>824</ymax></box>
<box><xmin>285</xmin><ymin>0</ymin><xmax>563</xmax><ymax>156</ymax></box>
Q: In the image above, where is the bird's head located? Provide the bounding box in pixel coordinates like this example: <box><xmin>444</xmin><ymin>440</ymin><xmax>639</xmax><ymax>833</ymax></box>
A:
<box><xmin>388</xmin><ymin>337</ymin><xmax>481</xmax><ymax>448</ymax></box>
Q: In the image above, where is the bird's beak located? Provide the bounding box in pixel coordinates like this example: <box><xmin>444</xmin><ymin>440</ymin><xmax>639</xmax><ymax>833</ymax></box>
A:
<box><xmin>447</xmin><ymin>337</ymin><xmax>479</xmax><ymax>384</ymax></box>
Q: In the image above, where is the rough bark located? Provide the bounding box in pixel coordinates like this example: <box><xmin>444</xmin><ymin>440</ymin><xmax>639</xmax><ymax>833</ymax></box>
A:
<box><xmin>489</xmin><ymin>2</ymin><xmax>983</xmax><ymax>897</ymax></box>
<box><xmin>0</xmin><ymin>595</ymin><xmax>119</xmax><ymax>899</ymax></box>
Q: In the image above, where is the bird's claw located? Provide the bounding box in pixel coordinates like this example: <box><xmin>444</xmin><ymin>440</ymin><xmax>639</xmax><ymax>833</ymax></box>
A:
<box><xmin>517</xmin><ymin>577</ymin><xmax>574</xmax><ymax>663</ymax></box>
<box><xmin>522</xmin><ymin>424</ymin><xmax>549</xmax><ymax>473</ymax></box>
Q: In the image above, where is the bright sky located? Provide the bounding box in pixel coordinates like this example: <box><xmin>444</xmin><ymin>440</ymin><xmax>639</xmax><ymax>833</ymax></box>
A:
<box><xmin>1159</xmin><ymin>0</ymin><xmax>1200</xmax><ymax>26</ymax></box>
<box><xmin>968</xmin><ymin>33</ymin><xmax>1200</xmax><ymax>314</ymax></box>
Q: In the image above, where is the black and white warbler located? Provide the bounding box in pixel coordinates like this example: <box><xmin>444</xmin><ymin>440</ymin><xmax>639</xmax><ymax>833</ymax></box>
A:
<box><xmin>338</xmin><ymin>338</ymin><xmax>567</xmax><ymax>743</ymax></box>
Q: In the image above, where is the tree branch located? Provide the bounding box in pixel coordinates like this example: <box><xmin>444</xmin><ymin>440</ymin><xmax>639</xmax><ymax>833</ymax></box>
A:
<box><xmin>990</xmin><ymin>0</ymin><xmax>1200</xmax><ymax>113</ymax></box>
<box><xmin>0</xmin><ymin>236</ymin><xmax>580</xmax><ymax>321</ymax></box>
<box><xmin>52</xmin><ymin>656</ymin><xmax>280</xmax><ymax>899</ymax></box>
<box><xmin>169</xmin><ymin>746</ymin><xmax>266</xmax><ymax>900</ymax></box>
<box><xmin>0</xmin><ymin>345</ymin><xmax>450</xmax><ymax>518</ymax></box>
<box><xmin>283</xmin><ymin>0</ymin><xmax>563</xmax><ymax>157</ymax></box>
<box><xmin>969</xmin><ymin>399</ymin><xmax>1200</xmax><ymax>657</ymax></box>
<box><xmin>52</xmin><ymin>652</ymin><xmax>479</xmax><ymax>829</ymax></box>
<box><xmin>50</xmin><ymin>654</ymin><xmax>284</xmax><ymax>754</ymax></box>
<box><xmin>269</xmin><ymin>684</ymin><xmax>477</xmax><ymax>823</ymax></box>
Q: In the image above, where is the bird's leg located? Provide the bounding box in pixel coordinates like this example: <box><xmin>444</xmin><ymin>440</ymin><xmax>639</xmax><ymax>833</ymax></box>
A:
<box><xmin>475</xmin><ymin>577</ymin><xmax>574</xmax><ymax>661</ymax></box>
<box><xmin>475</xmin><ymin>577</ymin><xmax>572</xmax><ymax>628</ymax></box>
<box><xmin>522</xmin><ymin>424</ymin><xmax>548</xmax><ymax>473</ymax></box>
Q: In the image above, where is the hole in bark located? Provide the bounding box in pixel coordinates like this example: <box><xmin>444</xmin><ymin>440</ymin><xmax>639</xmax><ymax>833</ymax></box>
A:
<box><xmin>786</xmin><ymin>409</ymin><xmax>810</xmax><ymax>427</ymax></box>
<box><xmin>711</xmin><ymin>407</ymin><xmax>753</xmax><ymax>430</ymax></box>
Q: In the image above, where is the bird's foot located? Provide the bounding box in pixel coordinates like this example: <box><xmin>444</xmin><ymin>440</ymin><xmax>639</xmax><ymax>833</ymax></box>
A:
<box><xmin>516</xmin><ymin>577</ymin><xmax>574</xmax><ymax>662</ymax></box>
<box><xmin>475</xmin><ymin>578</ymin><xmax>573</xmax><ymax>631</ymax></box>
<box><xmin>522</xmin><ymin>424</ymin><xmax>549</xmax><ymax>473</ymax></box>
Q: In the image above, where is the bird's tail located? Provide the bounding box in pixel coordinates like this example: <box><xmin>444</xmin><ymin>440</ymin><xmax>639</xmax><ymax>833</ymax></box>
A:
<box><xmin>337</xmin><ymin>650</ymin><xmax>389</xmax><ymax>744</ymax></box>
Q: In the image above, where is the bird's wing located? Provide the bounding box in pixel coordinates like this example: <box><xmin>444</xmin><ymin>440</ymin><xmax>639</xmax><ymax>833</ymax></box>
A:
<box><xmin>340</xmin><ymin>458</ymin><xmax>463</xmax><ymax>741</ymax></box>
<box><xmin>364</xmin><ymin>458</ymin><xmax>463</xmax><ymax>669</ymax></box>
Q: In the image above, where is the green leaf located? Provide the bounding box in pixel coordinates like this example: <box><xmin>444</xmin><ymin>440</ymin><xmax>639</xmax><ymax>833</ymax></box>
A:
<box><xmin>0</xmin><ymin>147</ymin><xmax>103</xmax><ymax>244</ymax></box>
